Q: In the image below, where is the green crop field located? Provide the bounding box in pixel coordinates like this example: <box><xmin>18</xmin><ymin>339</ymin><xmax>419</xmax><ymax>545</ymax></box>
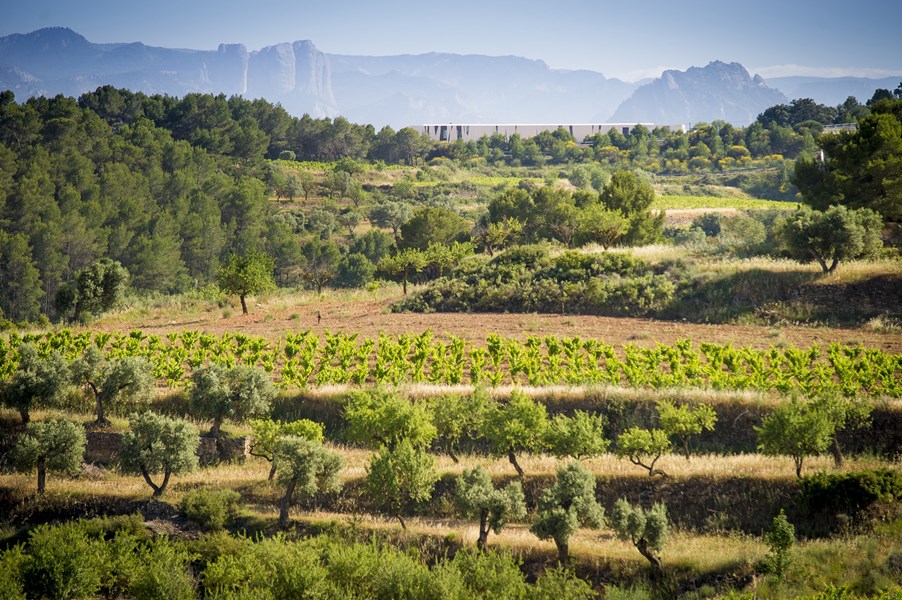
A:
<box><xmin>653</xmin><ymin>195</ymin><xmax>797</xmax><ymax>210</ymax></box>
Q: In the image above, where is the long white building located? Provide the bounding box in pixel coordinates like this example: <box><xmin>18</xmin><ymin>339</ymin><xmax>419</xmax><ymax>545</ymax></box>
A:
<box><xmin>417</xmin><ymin>123</ymin><xmax>687</xmax><ymax>142</ymax></box>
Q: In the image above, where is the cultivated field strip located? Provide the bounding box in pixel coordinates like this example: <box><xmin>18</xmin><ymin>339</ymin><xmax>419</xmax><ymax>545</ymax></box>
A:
<box><xmin>2</xmin><ymin>329</ymin><xmax>899</xmax><ymax>397</ymax></box>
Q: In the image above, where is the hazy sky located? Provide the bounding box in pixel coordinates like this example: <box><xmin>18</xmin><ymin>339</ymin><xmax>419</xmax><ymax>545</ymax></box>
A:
<box><xmin>3</xmin><ymin>0</ymin><xmax>901</xmax><ymax>81</ymax></box>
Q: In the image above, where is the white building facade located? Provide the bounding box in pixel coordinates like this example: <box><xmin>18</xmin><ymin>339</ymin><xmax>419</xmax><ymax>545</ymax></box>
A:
<box><xmin>417</xmin><ymin>123</ymin><xmax>687</xmax><ymax>142</ymax></box>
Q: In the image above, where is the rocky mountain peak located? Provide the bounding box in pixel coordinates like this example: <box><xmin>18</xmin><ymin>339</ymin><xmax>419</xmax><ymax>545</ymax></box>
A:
<box><xmin>611</xmin><ymin>60</ymin><xmax>787</xmax><ymax>124</ymax></box>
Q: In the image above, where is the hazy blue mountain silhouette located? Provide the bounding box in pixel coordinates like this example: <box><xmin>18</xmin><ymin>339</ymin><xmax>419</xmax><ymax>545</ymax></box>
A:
<box><xmin>0</xmin><ymin>28</ymin><xmax>897</xmax><ymax>128</ymax></box>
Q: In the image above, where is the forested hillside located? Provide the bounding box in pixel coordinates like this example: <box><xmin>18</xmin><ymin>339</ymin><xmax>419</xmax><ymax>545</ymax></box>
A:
<box><xmin>0</xmin><ymin>86</ymin><xmax>897</xmax><ymax>325</ymax></box>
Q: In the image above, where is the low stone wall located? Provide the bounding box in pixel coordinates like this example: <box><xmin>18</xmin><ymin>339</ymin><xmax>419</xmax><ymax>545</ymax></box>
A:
<box><xmin>83</xmin><ymin>432</ymin><xmax>250</xmax><ymax>466</ymax></box>
<box><xmin>197</xmin><ymin>435</ymin><xmax>251</xmax><ymax>466</ymax></box>
<box><xmin>85</xmin><ymin>431</ymin><xmax>122</xmax><ymax>464</ymax></box>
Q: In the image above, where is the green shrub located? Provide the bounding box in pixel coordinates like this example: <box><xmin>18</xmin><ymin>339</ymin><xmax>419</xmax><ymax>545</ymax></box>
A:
<box><xmin>801</xmin><ymin>469</ymin><xmax>902</xmax><ymax>515</ymax></box>
<box><xmin>324</xmin><ymin>540</ymin><xmax>440</xmax><ymax>600</ymax></box>
<box><xmin>180</xmin><ymin>488</ymin><xmax>243</xmax><ymax>530</ymax></box>
<box><xmin>763</xmin><ymin>509</ymin><xmax>795</xmax><ymax>578</ymax></box>
<box><xmin>251</xmin><ymin>536</ymin><xmax>333</xmax><ymax>599</ymax></box>
<box><xmin>24</xmin><ymin>521</ymin><xmax>106</xmax><ymax>600</ymax></box>
<box><xmin>490</xmin><ymin>244</ymin><xmax>552</xmax><ymax>269</ymax></box>
<box><xmin>530</xmin><ymin>566</ymin><xmax>597</xmax><ymax>599</ymax></box>
<box><xmin>0</xmin><ymin>546</ymin><xmax>26</xmax><ymax>600</ymax></box>
<box><xmin>450</xmin><ymin>547</ymin><xmax>528</xmax><ymax>599</ymax></box>
<box><xmin>128</xmin><ymin>537</ymin><xmax>196</xmax><ymax>600</ymax></box>
<box><xmin>80</xmin><ymin>513</ymin><xmax>147</xmax><ymax>540</ymax></box>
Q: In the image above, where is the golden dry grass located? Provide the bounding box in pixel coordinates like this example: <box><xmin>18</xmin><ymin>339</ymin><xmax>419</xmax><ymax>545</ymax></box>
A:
<box><xmin>242</xmin><ymin>505</ymin><xmax>767</xmax><ymax>572</ymax></box>
<box><xmin>2</xmin><ymin>447</ymin><xmax>892</xmax><ymax>507</ymax></box>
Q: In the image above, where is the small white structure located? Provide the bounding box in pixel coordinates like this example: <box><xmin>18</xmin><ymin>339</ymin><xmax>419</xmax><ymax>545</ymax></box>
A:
<box><xmin>416</xmin><ymin>123</ymin><xmax>687</xmax><ymax>142</ymax></box>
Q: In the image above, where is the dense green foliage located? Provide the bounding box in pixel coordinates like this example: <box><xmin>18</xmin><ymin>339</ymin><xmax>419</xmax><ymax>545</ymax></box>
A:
<box><xmin>1</xmin><ymin>329</ymin><xmax>898</xmax><ymax>398</ymax></box>
<box><xmin>429</xmin><ymin>389</ymin><xmax>489</xmax><ymax>462</ymax></box>
<box><xmin>755</xmin><ymin>398</ymin><xmax>836</xmax><ymax>478</ymax></box>
<box><xmin>482</xmin><ymin>390</ymin><xmax>549</xmax><ymax>477</ymax></box>
<box><xmin>274</xmin><ymin>436</ymin><xmax>343</xmax><ymax>527</ymax></box>
<box><xmin>72</xmin><ymin>345</ymin><xmax>154</xmax><ymax>424</ymax></box>
<box><xmin>249</xmin><ymin>417</ymin><xmax>324</xmax><ymax>479</ymax></box>
<box><xmin>615</xmin><ymin>427</ymin><xmax>672</xmax><ymax>476</ymax></box>
<box><xmin>544</xmin><ymin>410</ymin><xmax>609</xmax><ymax>460</ymax></box>
<box><xmin>763</xmin><ymin>509</ymin><xmax>795</xmax><ymax>578</ymax></box>
<box><xmin>0</xmin><ymin>86</ymin><xmax>894</xmax><ymax>327</ymax></box>
<box><xmin>801</xmin><ymin>468</ymin><xmax>902</xmax><ymax>515</ymax></box>
<box><xmin>610</xmin><ymin>499</ymin><xmax>669</xmax><ymax>573</ymax></box>
<box><xmin>217</xmin><ymin>252</ymin><xmax>276</xmax><ymax>314</ymax></box>
<box><xmin>395</xmin><ymin>246</ymin><xmax>676</xmax><ymax>316</ymax></box>
<box><xmin>189</xmin><ymin>363</ymin><xmax>275</xmax><ymax>435</ymax></box>
<box><xmin>366</xmin><ymin>439</ymin><xmax>438</xmax><ymax>529</ymax></box>
<box><xmin>656</xmin><ymin>400</ymin><xmax>717</xmax><ymax>460</ymax></box>
<box><xmin>776</xmin><ymin>206</ymin><xmax>884</xmax><ymax>273</ymax></box>
<box><xmin>179</xmin><ymin>488</ymin><xmax>242</xmax><ymax>530</ymax></box>
<box><xmin>343</xmin><ymin>388</ymin><xmax>437</xmax><ymax>450</ymax></box>
<box><xmin>55</xmin><ymin>258</ymin><xmax>129</xmax><ymax>322</ymax></box>
<box><xmin>0</xmin><ymin>517</ymin><xmax>598</xmax><ymax>600</ymax></box>
<box><xmin>119</xmin><ymin>411</ymin><xmax>200</xmax><ymax>496</ymax></box>
<box><xmin>1</xmin><ymin>342</ymin><xmax>70</xmax><ymax>423</ymax></box>
<box><xmin>12</xmin><ymin>417</ymin><xmax>86</xmax><ymax>493</ymax></box>
<box><xmin>455</xmin><ymin>466</ymin><xmax>527</xmax><ymax>550</ymax></box>
<box><xmin>531</xmin><ymin>461</ymin><xmax>605</xmax><ymax>563</ymax></box>
<box><xmin>793</xmin><ymin>98</ymin><xmax>902</xmax><ymax>221</ymax></box>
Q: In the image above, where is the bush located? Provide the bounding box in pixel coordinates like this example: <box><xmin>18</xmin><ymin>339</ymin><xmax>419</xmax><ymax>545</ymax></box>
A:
<box><xmin>128</xmin><ymin>537</ymin><xmax>196</xmax><ymax>600</ymax></box>
<box><xmin>204</xmin><ymin>535</ymin><xmax>331</xmax><ymax>600</ymax></box>
<box><xmin>450</xmin><ymin>547</ymin><xmax>528</xmax><ymax>599</ymax></box>
<box><xmin>0</xmin><ymin>546</ymin><xmax>26</xmax><ymax>600</ymax></box>
<box><xmin>530</xmin><ymin>566</ymin><xmax>597</xmax><ymax>599</ymax></box>
<box><xmin>180</xmin><ymin>488</ymin><xmax>242</xmax><ymax>530</ymax></box>
<box><xmin>763</xmin><ymin>509</ymin><xmax>795</xmax><ymax>578</ymax></box>
<box><xmin>24</xmin><ymin>521</ymin><xmax>106</xmax><ymax>600</ymax></box>
<box><xmin>801</xmin><ymin>469</ymin><xmax>902</xmax><ymax>515</ymax></box>
<box><xmin>490</xmin><ymin>244</ymin><xmax>553</xmax><ymax>269</ymax></box>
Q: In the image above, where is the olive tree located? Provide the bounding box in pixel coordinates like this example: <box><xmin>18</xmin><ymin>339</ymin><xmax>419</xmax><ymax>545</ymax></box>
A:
<box><xmin>454</xmin><ymin>466</ymin><xmax>526</xmax><ymax>550</ymax></box>
<box><xmin>755</xmin><ymin>397</ymin><xmax>835</xmax><ymax>478</ymax></box>
<box><xmin>217</xmin><ymin>251</ymin><xmax>275</xmax><ymax>314</ymax></box>
<box><xmin>55</xmin><ymin>258</ymin><xmax>129</xmax><ymax>322</ymax></box>
<box><xmin>615</xmin><ymin>427</ymin><xmax>671</xmax><ymax>476</ymax></box>
<box><xmin>72</xmin><ymin>346</ymin><xmax>154</xmax><ymax>425</ymax></box>
<box><xmin>481</xmin><ymin>391</ymin><xmax>549</xmax><ymax>478</ymax></box>
<box><xmin>119</xmin><ymin>412</ymin><xmax>199</xmax><ymax>497</ymax></box>
<box><xmin>274</xmin><ymin>436</ymin><xmax>343</xmax><ymax>527</ymax></box>
<box><xmin>190</xmin><ymin>364</ymin><xmax>275</xmax><ymax>436</ymax></box>
<box><xmin>249</xmin><ymin>418</ymin><xmax>324</xmax><ymax>480</ymax></box>
<box><xmin>656</xmin><ymin>400</ymin><xmax>717</xmax><ymax>461</ymax></box>
<box><xmin>610</xmin><ymin>499</ymin><xmax>669</xmax><ymax>575</ymax></box>
<box><xmin>3</xmin><ymin>343</ymin><xmax>70</xmax><ymax>424</ymax></box>
<box><xmin>531</xmin><ymin>461</ymin><xmax>605</xmax><ymax>563</ymax></box>
<box><xmin>776</xmin><ymin>206</ymin><xmax>883</xmax><ymax>273</ymax></box>
<box><xmin>13</xmin><ymin>418</ymin><xmax>86</xmax><ymax>494</ymax></box>
<box><xmin>544</xmin><ymin>410</ymin><xmax>609</xmax><ymax>460</ymax></box>
<box><xmin>366</xmin><ymin>439</ymin><xmax>438</xmax><ymax>529</ymax></box>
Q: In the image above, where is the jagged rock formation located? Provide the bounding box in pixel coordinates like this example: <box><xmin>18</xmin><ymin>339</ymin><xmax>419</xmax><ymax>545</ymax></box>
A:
<box><xmin>1</xmin><ymin>28</ymin><xmax>894</xmax><ymax>127</ymax></box>
<box><xmin>0</xmin><ymin>27</ymin><xmax>634</xmax><ymax>126</ymax></box>
<box><xmin>0</xmin><ymin>27</ymin><xmax>338</xmax><ymax>117</ymax></box>
<box><xmin>610</xmin><ymin>61</ymin><xmax>788</xmax><ymax>125</ymax></box>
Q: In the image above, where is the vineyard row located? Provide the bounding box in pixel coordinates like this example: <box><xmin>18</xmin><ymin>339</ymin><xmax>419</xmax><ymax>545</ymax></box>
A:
<box><xmin>1</xmin><ymin>329</ymin><xmax>899</xmax><ymax>397</ymax></box>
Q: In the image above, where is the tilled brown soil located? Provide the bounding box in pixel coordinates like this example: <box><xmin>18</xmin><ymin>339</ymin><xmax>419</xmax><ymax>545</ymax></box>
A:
<box><xmin>117</xmin><ymin>297</ymin><xmax>902</xmax><ymax>353</ymax></box>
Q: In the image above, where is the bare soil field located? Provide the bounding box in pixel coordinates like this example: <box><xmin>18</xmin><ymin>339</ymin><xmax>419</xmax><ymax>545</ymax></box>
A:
<box><xmin>111</xmin><ymin>296</ymin><xmax>902</xmax><ymax>352</ymax></box>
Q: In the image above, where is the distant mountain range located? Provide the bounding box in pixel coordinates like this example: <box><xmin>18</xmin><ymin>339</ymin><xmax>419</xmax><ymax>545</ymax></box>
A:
<box><xmin>0</xmin><ymin>28</ymin><xmax>897</xmax><ymax>128</ymax></box>
<box><xmin>611</xmin><ymin>61</ymin><xmax>788</xmax><ymax>126</ymax></box>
